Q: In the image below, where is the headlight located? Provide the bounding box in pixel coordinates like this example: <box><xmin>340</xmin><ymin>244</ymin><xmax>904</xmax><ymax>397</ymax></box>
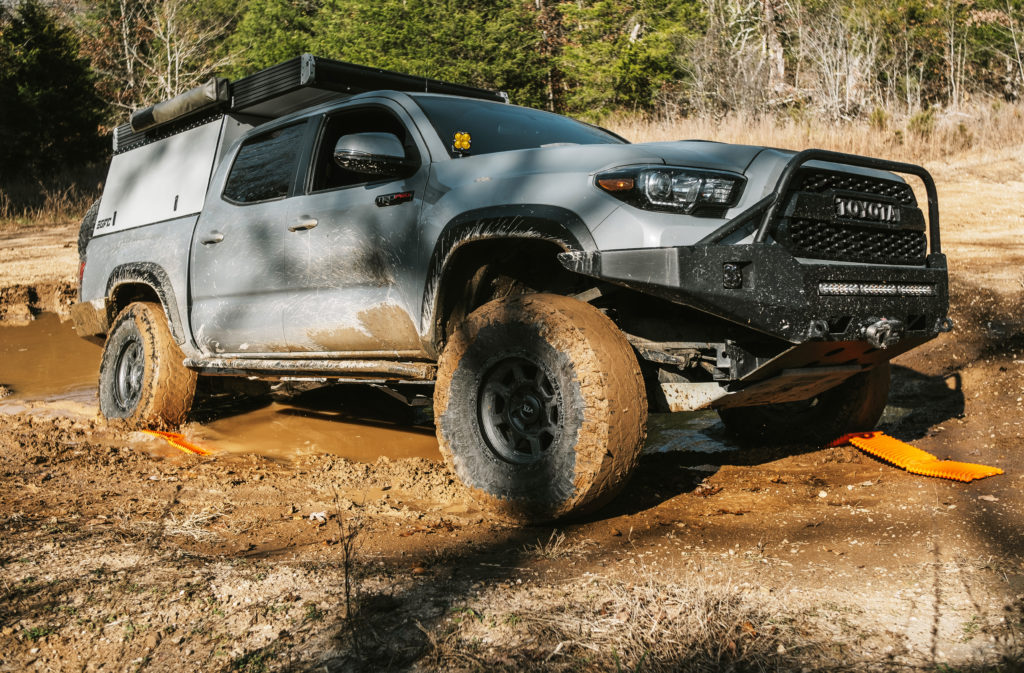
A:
<box><xmin>595</xmin><ymin>165</ymin><xmax>744</xmax><ymax>215</ymax></box>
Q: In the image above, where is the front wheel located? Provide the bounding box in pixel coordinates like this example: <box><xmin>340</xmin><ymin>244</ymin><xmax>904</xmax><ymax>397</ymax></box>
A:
<box><xmin>717</xmin><ymin>362</ymin><xmax>891</xmax><ymax>444</ymax></box>
<box><xmin>99</xmin><ymin>302</ymin><xmax>197</xmax><ymax>428</ymax></box>
<box><xmin>434</xmin><ymin>293</ymin><xmax>647</xmax><ymax>523</ymax></box>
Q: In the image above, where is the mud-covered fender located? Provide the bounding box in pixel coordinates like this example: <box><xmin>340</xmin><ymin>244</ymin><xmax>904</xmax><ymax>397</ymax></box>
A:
<box><xmin>420</xmin><ymin>204</ymin><xmax>598</xmax><ymax>341</ymax></box>
<box><xmin>105</xmin><ymin>262</ymin><xmax>186</xmax><ymax>344</ymax></box>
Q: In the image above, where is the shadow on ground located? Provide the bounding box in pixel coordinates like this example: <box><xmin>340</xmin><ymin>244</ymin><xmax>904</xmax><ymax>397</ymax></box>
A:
<box><xmin>189</xmin><ymin>380</ymin><xmax>434</xmax><ymax>431</ymax></box>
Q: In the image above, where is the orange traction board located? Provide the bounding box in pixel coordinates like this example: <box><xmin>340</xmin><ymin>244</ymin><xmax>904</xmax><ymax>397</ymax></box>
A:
<box><xmin>829</xmin><ymin>431</ymin><xmax>1003</xmax><ymax>482</ymax></box>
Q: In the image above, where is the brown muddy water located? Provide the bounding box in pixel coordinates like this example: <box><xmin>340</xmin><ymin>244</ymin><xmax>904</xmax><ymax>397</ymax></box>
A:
<box><xmin>0</xmin><ymin>314</ymin><xmax>439</xmax><ymax>461</ymax></box>
<box><xmin>0</xmin><ymin>314</ymin><xmax>737</xmax><ymax>461</ymax></box>
<box><xmin>0</xmin><ymin>312</ymin><xmax>100</xmax><ymax>402</ymax></box>
<box><xmin>189</xmin><ymin>386</ymin><xmax>441</xmax><ymax>461</ymax></box>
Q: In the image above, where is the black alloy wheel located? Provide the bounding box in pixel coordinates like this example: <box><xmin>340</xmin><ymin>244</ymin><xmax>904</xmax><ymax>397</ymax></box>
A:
<box><xmin>478</xmin><ymin>356</ymin><xmax>562</xmax><ymax>465</ymax></box>
<box><xmin>112</xmin><ymin>334</ymin><xmax>144</xmax><ymax>413</ymax></box>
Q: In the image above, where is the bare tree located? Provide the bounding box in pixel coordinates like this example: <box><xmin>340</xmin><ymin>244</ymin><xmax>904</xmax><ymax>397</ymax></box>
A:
<box><xmin>979</xmin><ymin>0</ymin><xmax>1024</xmax><ymax>101</ymax></box>
<box><xmin>123</xmin><ymin>0</ymin><xmax>235</xmax><ymax>104</ymax></box>
<box><xmin>1004</xmin><ymin>0</ymin><xmax>1024</xmax><ymax>95</ymax></box>
<box><xmin>762</xmin><ymin>0</ymin><xmax>784</xmax><ymax>90</ymax></box>
<box><xmin>801</xmin><ymin>3</ymin><xmax>879</xmax><ymax>120</ymax></box>
<box><xmin>72</xmin><ymin>0</ymin><xmax>236</xmax><ymax>112</ymax></box>
<box><xmin>680</xmin><ymin>0</ymin><xmax>774</xmax><ymax>116</ymax></box>
<box><xmin>941</xmin><ymin>0</ymin><xmax>969</xmax><ymax>110</ymax></box>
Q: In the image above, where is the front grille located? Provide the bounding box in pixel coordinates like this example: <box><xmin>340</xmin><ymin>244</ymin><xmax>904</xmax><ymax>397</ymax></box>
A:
<box><xmin>794</xmin><ymin>170</ymin><xmax>916</xmax><ymax>206</ymax></box>
<box><xmin>775</xmin><ymin>168</ymin><xmax>926</xmax><ymax>265</ymax></box>
<box><xmin>786</xmin><ymin>218</ymin><xmax>927</xmax><ymax>265</ymax></box>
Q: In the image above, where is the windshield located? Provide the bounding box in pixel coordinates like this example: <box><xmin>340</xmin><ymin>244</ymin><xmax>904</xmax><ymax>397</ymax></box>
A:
<box><xmin>412</xmin><ymin>95</ymin><xmax>625</xmax><ymax>157</ymax></box>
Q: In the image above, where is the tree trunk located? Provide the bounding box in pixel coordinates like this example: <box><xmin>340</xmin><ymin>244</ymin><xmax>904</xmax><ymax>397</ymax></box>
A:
<box><xmin>762</xmin><ymin>0</ymin><xmax>785</xmax><ymax>90</ymax></box>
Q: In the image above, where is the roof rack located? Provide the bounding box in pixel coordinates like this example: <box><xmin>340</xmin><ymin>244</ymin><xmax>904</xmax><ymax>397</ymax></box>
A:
<box><xmin>113</xmin><ymin>54</ymin><xmax>508</xmax><ymax>153</ymax></box>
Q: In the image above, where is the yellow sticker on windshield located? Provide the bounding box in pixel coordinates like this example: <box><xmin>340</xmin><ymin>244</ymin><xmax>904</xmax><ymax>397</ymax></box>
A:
<box><xmin>453</xmin><ymin>131</ymin><xmax>471</xmax><ymax>151</ymax></box>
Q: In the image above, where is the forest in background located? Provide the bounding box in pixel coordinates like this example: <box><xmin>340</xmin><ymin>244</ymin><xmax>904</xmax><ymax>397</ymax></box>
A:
<box><xmin>3</xmin><ymin>0</ymin><xmax>1024</xmax><ymax>219</ymax></box>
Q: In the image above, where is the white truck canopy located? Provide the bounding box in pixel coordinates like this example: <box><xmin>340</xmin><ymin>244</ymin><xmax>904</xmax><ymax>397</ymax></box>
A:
<box><xmin>97</xmin><ymin>55</ymin><xmax>507</xmax><ymax>235</ymax></box>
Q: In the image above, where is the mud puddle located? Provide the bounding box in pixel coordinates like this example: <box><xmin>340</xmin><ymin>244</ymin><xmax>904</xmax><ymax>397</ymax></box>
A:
<box><xmin>0</xmin><ymin>312</ymin><xmax>100</xmax><ymax>403</ymax></box>
<box><xmin>187</xmin><ymin>397</ymin><xmax>732</xmax><ymax>464</ymax></box>
<box><xmin>0</xmin><ymin>313</ymin><xmax>441</xmax><ymax>461</ymax></box>
<box><xmin>1</xmin><ymin>314</ymin><xmax>733</xmax><ymax>463</ymax></box>
<box><xmin>646</xmin><ymin>410</ymin><xmax>740</xmax><ymax>455</ymax></box>
<box><xmin>188</xmin><ymin>385</ymin><xmax>440</xmax><ymax>461</ymax></box>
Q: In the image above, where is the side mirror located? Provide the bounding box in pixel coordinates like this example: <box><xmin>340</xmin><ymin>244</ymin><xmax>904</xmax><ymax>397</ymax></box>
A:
<box><xmin>333</xmin><ymin>132</ymin><xmax>412</xmax><ymax>176</ymax></box>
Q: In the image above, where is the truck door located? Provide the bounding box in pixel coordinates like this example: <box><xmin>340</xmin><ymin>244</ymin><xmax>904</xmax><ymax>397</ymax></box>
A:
<box><xmin>281</xmin><ymin>104</ymin><xmax>428</xmax><ymax>355</ymax></box>
<box><xmin>189</xmin><ymin>120</ymin><xmax>313</xmax><ymax>354</ymax></box>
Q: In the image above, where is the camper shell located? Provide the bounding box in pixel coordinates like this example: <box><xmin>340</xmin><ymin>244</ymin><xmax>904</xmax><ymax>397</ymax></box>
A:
<box><xmin>96</xmin><ymin>54</ymin><xmax>507</xmax><ymax>238</ymax></box>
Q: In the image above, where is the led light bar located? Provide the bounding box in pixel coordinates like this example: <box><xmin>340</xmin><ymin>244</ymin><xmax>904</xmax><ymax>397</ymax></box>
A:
<box><xmin>818</xmin><ymin>282</ymin><xmax>936</xmax><ymax>297</ymax></box>
<box><xmin>898</xmin><ymin>284</ymin><xmax>937</xmax><ymax>296</ymax></box>
<box><xmin>860</xmin><ymin>283</ymin><xmax>900</xmax><ymax>296</ymax></box>
<box><xmin>818</xmin><ymin>282</ymin><xmax>860</xmax><ymax>296</ymax></box>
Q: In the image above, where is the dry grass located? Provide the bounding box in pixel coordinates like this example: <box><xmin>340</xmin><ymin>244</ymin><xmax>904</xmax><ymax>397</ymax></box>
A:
<box><xmin>422</xmin><ymin>570</ymin><xmax>1024</xmax><ymax>672</ymax></box>
<box><xmin>522</xmin><ymin>530</ymin><xmax>596</xmax><ymax>560</ymax></box>
<box><xmin>0</xmin><ymin>164</ymin><xmax>104</xmax><ymax>230</ymax></box>
<box><xmin>607</xmin><ymin>100</ymin><xmax>1024</xmax><ymax>163</ymax></box>
<box><xmin>122</xmin><ymin>510</ymin><xmax>223</xmax><ymax>542</ymax></box>
<box><xmin>421</xmin><ymin>570</ymin><xmax>858</xmax><ymax>673</ymax></box>
<box><xmin>163</xmin><ymin>511</ymin><xmax>223</xmax><ymax>541</ymax></box>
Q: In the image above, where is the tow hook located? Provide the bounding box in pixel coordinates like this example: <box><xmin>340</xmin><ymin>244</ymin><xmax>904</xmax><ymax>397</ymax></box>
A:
<box><xmin>862</xmin><ymin>317</ymin><xmax>905</xmax><ymax>349</ymax></box>
<box><xmin>806</xmin><ymin>319</ymin><xmax>830</xmax><ymax>340</ymax></box>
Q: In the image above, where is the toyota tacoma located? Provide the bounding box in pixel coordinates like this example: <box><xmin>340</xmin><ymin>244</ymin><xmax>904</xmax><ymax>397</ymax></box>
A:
<box><xmin>73</xmin><ymin>55</ymin><xmax>951</xmax><ymax>521</ymax></box>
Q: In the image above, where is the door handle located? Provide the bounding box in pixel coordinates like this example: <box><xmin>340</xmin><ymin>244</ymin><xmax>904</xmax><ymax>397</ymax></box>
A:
<box><xmin>289</xmin><ymin>218</ymin><xmax>318</xmax><ymax>232</ymax></box>
<box><xmin>201</xmin><ymin>231</ymin><xmax>224</xmax><ymax>245</ymax></box>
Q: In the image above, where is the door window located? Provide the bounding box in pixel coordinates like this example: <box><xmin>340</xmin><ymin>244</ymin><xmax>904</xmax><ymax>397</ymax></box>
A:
<box><xmin>223</xmin><ymin>122</ymin><xmax>307</xmax><ymax>204</ymax></box>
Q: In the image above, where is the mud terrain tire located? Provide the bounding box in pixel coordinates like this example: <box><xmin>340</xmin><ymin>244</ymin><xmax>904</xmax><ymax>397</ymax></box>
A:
<box><xmin>434</xmin><ymin>293</ymin><xmax>647</xmax><ymax>523</ymax></box>
<box><xmin>717</xmin><ymin>362</ymin><xmax>891</xmax><ymax>444</ymax></box>
<box><xmin>99</xmin><ymin>302</ymin><xmax>197</xmax><ymax>428</ymax></box>
<box><xmin>78</xmin><ymin>200</ymin><xmax>99</xmax><ymax>259</ymax></box>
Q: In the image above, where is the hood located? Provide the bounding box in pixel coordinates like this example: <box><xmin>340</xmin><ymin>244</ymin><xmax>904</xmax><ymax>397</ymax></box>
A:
<box><xmin>430</xmin><ymin>140</ymin><xmax>769</xmax><ymax>187</ymax></box>
<box><xmin>631</xmin><ymin>140</ymin><xmax>768</xmax><ymax>173</ymax></box>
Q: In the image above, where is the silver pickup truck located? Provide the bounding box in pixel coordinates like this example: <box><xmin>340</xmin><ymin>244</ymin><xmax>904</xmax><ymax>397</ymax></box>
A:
<box><xmin>73</xmin><ymin>55</ymin><xmax>951</xmax><ymax>522</ymax></box>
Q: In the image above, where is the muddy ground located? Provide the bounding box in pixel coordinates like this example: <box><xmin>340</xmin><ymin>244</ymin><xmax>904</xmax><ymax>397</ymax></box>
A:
<box><xmin>1</xmin><ymin>148</ymin><xmax>1024</xmax><ymax>672</ymax></box>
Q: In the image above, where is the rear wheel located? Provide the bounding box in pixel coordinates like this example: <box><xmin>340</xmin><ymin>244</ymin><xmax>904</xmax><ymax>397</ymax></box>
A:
<box><xmin>99</xmin><ymin>302</ymin><xmax>197</xmax><ymax>428</ymax></box>
<box><xmin>717</xmin><ymin>362</ymin><xmax>891</xmax><ymax>444</ymax></box>
<box><xmin>434</xmin><ymin>293</ymin><xmax>647</xmax><ymax>523</ymax></box>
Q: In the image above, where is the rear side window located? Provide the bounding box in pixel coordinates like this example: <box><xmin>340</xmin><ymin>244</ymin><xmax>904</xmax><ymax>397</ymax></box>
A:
<box><xmin>223</xmin><ymin>123</ymin><xmax>306</xmax><ymax>203</ymax></box>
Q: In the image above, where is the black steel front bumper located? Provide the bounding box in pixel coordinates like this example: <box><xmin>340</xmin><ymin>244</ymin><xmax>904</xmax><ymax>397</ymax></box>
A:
<box><xmin>559</xmin><ymin>243</ymin><xmax>949</xmax><ymax>345</ymax></box>
<box><xmin>558</xmin><ymin>149</ymin><xmax>950</xmax><ymax>356</ymax></box>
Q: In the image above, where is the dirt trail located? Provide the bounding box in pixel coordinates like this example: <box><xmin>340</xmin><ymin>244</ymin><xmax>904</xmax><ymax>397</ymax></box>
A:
<box><xmin>1</xmin><ymin>150</ymin><xmax>1023</xmax><ymax>672</ymax></box>
<box><xmin>0</xmin><ymin>224</ymin><xmax>77</xmax><ymax>324</ymax></box>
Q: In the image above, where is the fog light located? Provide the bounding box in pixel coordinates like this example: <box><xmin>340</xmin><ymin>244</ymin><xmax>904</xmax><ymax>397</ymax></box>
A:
<box><xmin>723</xmin><ymin>262</ymin><xmax>742</xmax><ymax>289</ymax></box>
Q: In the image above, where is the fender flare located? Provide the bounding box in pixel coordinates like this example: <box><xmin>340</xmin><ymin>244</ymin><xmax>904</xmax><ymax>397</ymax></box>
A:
<box><xmin>421</xmin><ymin>204</ymin><xmax>598</xmax><ymax>341</ymax></box>
<box><xmin>105</xmin><ymin>262</ymin><xmax>186</xmax><ymax>344</ymax></box>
